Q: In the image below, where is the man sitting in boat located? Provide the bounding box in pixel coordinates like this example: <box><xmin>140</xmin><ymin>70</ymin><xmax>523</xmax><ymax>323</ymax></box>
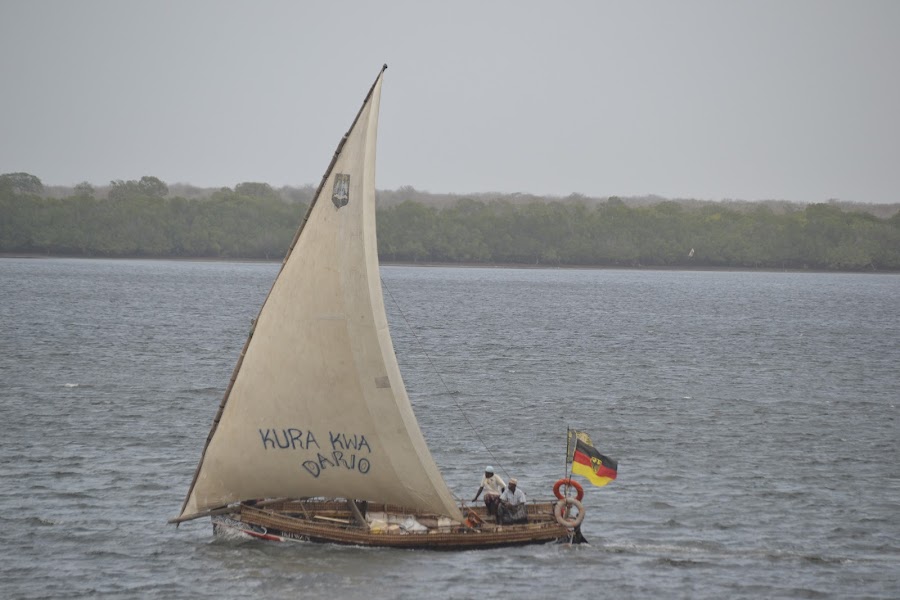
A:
<box><xmin>472</xmin><ymin>466</ymin><xmax>505</xmax><ymax>517</ymax></box>
<box><xmin>497</xmin><ymin>478</ymin><xmax>528</xmax><ymax>525</ymax></box>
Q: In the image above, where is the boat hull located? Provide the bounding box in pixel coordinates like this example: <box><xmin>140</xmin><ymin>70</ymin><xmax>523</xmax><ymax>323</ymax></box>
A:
<box><xmin>211</xmin><ymin>500</ymin><xmax>578</xmax><ymax>550</ymax></box>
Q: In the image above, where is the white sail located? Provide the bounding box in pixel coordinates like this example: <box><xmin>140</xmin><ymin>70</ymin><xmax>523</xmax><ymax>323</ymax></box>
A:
<box><xmin>178</xmin><ymin>67</ymin><xmax>462</xmax><ymax>521</ymax></box>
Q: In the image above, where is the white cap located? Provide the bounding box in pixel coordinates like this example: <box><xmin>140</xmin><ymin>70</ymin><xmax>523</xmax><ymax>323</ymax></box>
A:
<box><xmin>485</xmin><ymin>466</ymin><xmax>494</xmax><ymax>473</ymax></box>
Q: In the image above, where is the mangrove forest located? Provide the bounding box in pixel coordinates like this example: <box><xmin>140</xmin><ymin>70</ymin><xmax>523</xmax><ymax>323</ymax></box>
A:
<box><xmin>2</xmin><ymin>172</ymin><xmax>899</xmax><ymax>271</ymax></box>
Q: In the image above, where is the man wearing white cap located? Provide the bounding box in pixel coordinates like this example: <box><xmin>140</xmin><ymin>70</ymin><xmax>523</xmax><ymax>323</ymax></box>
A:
<box><xmin>497</xmin><ymin>477</ymin><xmax>528</xmax><ymax>524</ymax></box>
<box><xmin>472</xmin><ymin>466</ymin><xmax>506</xmax><ymax>517</ymax></box>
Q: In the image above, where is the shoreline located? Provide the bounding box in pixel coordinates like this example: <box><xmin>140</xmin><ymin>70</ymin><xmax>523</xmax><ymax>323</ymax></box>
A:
<box><xmin>1</xmin><ymin>253</ymin><xmax>894</xmax><ymax>274</ymax></box>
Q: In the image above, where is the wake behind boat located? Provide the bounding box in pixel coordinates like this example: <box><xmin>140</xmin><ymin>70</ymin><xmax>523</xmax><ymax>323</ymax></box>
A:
<box><xmin>169</xmin><ymin>65</ymin><xmax>602</xmax><ymax>549</ymax></box>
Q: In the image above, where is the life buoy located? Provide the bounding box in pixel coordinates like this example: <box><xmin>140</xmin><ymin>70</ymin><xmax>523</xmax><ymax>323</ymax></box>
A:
<box><xmin>554</xmin><ymin>497</ymin><xmax>585</xmax><ymax>528</ymax></box>
<box><xmin>553</xmin><ymin>478</ymin><xmax>584</xmax><ymax>501</ymax></box>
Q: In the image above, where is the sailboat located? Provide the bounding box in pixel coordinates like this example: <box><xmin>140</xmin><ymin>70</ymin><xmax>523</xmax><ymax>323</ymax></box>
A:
<box><xmin>170</xmin><ymin>65</ymin><xmax>586</xmax><ymax>549</ymax></box>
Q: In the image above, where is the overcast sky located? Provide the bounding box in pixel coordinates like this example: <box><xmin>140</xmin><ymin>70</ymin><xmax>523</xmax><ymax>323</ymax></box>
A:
<box><xmin>1</xmin><ymin>1</ymin><xmax>898</xmax><ymax>204</ymax></box>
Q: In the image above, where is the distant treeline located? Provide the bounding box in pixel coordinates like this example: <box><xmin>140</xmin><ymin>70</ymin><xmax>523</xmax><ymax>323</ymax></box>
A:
<box><xmin>2</xmin><ymin>172</ymin><xmax>899</xmax><ymax>271</ymax></box>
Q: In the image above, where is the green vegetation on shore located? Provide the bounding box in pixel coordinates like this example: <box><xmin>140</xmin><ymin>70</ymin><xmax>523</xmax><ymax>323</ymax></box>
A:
<box><xmin>2</xmin><ymin>173</ymin><xmax>899</xmax><ymax>270</ymax></box>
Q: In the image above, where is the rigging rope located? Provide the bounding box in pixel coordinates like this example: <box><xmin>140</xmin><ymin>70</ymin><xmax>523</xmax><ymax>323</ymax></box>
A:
<box><xmin>381</xmin><ymin>276</ymin><xmax>509</xmax><ymax>483</ymax></box>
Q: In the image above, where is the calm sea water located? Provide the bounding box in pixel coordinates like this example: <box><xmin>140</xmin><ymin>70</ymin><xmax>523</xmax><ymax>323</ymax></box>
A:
<box><xmin>1</xmin><ymin>258</ymin><xmax>898</xmax><ymax>599</ymax></box>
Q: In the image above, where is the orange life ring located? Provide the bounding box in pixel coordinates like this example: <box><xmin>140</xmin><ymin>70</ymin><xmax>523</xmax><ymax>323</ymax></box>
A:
<box><xmin>554</xmin><ymin>497</ymin><xmax>585</xmax><ymax>528</ymax></box>
<box><xmin>553</xmin><ymin>478</ymin><xmax>584</xmax><ymax>501</ymax></box>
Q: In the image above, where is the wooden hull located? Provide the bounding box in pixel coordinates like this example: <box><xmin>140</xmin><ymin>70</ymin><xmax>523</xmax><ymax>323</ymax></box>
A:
<box><xmin>211</xmin><ymin>500</ymin><xmax>578</xmax><ymax>550</ymax></box>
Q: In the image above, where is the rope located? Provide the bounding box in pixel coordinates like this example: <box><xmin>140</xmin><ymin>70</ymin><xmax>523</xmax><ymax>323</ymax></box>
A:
<box><xmin>381</xmin><ymin>276</ymin><xmax>508</xmax><ymax>481</ymax></box>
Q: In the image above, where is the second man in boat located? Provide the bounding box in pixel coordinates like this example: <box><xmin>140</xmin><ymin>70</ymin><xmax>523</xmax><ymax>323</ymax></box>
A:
<box><xmin>497</xmin><ymin>478</ymin><xmax>528</xmax><ymax>525</ymax></box>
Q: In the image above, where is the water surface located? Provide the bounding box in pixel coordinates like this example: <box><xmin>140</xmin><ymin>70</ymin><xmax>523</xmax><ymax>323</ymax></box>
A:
<box><xmin>1</xmin><ymin>259</ymin><xmax>898</xmax><ymax>598</ymax></box>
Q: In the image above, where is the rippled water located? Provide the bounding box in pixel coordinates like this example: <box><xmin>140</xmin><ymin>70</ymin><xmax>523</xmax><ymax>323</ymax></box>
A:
<box><xmin>1</xmin><ymin>258</ymin><xmax>898</xmax><ymax>599</ymax></box>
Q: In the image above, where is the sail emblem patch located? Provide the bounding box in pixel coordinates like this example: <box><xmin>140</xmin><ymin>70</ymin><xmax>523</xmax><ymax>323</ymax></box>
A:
<box><xmin>332</xmin><ymin>173</ymin><xmax>350</xmax><ymax>208</ymax></box>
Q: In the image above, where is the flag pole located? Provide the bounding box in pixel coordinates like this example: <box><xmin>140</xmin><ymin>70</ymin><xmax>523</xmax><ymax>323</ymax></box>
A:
<box><xmin>563</xmin><ymin>425</ymin><xmax>578</xmax><ymax>496</ymax></box>
<box><xmin>562</xmin><ymin>427</ymin><xmax>576</xmax><ymax>517</ymax></box>
<box><xmin>564</xmin><ymin>427</ymin><xmax>575</xmax><ymax>499</ymax></box>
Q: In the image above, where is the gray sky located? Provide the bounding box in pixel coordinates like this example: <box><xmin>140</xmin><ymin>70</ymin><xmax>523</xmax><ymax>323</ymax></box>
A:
<box><xmin>1</xmin><ymin>1</ymin><xmax>898</xmax><ymax>204</ymax></box>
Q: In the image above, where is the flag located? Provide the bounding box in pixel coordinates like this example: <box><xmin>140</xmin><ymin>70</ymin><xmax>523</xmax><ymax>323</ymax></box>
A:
<box><xmin>571</xmin><ymin>437</ymin><xmax>618</xmax><ymax>487</ymax></box>
<box><xmin>566</xmin><ymin>429</ymin><xmax>593</xmax><ymax>462</ymax></box>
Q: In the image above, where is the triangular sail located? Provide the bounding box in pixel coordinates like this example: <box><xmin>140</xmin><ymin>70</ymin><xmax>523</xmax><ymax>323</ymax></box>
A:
<box><xmin>177</xmin><ymin>66</ymin><xmax>462</xmax><ymax>521</ymax></box>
